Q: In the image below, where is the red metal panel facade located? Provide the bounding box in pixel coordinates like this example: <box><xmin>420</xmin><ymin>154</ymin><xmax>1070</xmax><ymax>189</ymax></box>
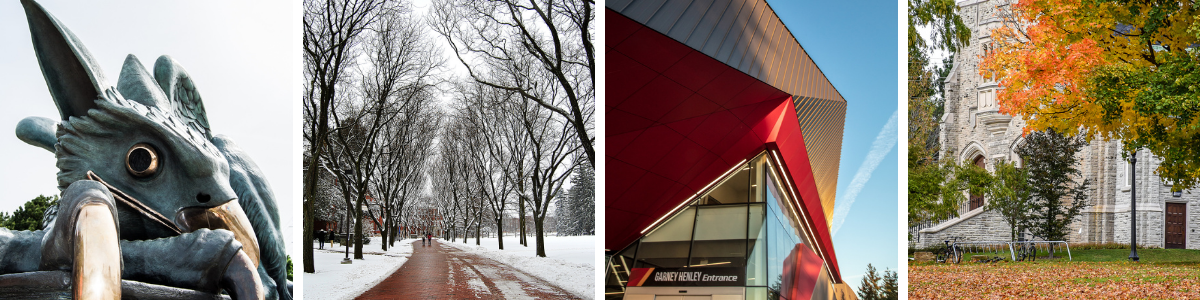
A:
<box><xmin>606</xmin><ymin>6</ymin><xmax>846</xmax><ymax>282</ymax></box>
<box><xmin>607</xmin><ymin>0</ymin><xmax>847</xmax><ymax>224</ymax></box>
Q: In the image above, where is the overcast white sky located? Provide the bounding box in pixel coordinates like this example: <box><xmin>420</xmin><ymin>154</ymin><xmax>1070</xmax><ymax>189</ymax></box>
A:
<box><xmin>0</xmin><ymin>1</ymin><xmax>295</xmax><ymax>249</ymax></box>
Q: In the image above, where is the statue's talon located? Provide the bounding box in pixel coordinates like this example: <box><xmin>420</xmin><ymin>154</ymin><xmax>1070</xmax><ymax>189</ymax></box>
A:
<box><xmin>221</xmin><ymin>250</ymin><xmax>264</xmax><ymax>300</ymax></box>
<box><xmin>73</xmin><ymin>203</ymin><xmax>122</xmax><ymax>300</ymax></box>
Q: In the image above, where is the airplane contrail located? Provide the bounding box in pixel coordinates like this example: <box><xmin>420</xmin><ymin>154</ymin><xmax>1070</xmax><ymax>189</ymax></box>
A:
<box><xmin>831</xmin><ymin>110</ymin><xmax>898</xmax><ymax>237</ymax></box>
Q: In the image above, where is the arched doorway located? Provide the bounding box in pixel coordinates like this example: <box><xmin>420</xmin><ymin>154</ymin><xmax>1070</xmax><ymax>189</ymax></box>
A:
<box><xmin>970</xmin><ymin>156</ymin><xmax>986</xmax><ymax>211</ymax></box>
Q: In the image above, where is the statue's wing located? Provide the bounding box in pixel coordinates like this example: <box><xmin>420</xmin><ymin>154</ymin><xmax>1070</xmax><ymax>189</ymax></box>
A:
<box><xmin>210</xmin><ymin>135</ymin><xmax>291</xmax><ymax>300</ymax></box>
<box><xmin>154</xmin><ymin>56</ymin><xmax>212</xmax><ymax>139</ymax></box>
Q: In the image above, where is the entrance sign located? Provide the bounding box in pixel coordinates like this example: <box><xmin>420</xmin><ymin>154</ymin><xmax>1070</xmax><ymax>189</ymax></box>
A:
<box><xmin>627</xmin><ymin>267</ymin><xmax>746</xmax><ymax>287</ymax></box>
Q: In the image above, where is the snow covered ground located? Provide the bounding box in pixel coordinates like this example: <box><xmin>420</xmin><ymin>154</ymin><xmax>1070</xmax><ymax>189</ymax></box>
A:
<box><xmin>441</xmin><ymin>235</ymin><xmax>596</xmax><ymax>299</ymax></box>
<box><xmin>304</xmin><ymin>237</ymin><xmax>414</xmax><ymax>300</ymax></box>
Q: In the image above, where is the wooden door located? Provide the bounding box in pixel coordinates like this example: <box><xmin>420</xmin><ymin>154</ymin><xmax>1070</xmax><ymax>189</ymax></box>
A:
<box><xmin>1165</xmin><ymin>202</ymin><xmax>1186</xmax><ymax>249</ymax></box>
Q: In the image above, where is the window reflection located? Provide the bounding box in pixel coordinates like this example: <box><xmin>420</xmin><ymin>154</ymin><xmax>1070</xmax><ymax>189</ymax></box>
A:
<box><xmin>766</xmin><ymin>169</ymin><xmax>808</xmax><ymax>298</ymax></box>
<box><xmin>698</xmin><ymin>156</ymin><xmax>766</xmax><ymax>205</ymax></box>
<box><xmin>691</xmin><ymin>206</ymin><xmax>748</xmax><ymax>267</ymax></box>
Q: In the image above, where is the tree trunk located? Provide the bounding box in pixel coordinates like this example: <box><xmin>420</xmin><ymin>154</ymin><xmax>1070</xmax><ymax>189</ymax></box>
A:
<box><xmin>519</xmin><ymin>197</ymin><xmax>527</xmax><ymax>247</ymax></box>
<box><xmin>496</xmin><ymin>217</ymin><xmax>505</xmax><ymax>250</ymax></box>
<box><xmin>390</xmin><ymin>214</ymin><xmax>400</xmax><ymax>247</ymax></box>
<box><xmin>354</xmin><ymin>194</ymin><xmax>364</xmax><ymax>259</ymax></box>
<box><xmin>302</xmin><ymin>157</ymin><xmax>318</xmax><ymax>273</ymax></box>
<box><xmin>534</xmin><ymin>214</ymin><xmax>546</xmax><ymax>257</ymax></box>
<box><xmin>303</xmin><ymin>190</ymin><xmax>314</xmax><ymax>273</ymax></box>
<box><xmin>380</xmin><ymin>214</ymin><xmax>389</xmax><ymax>251</ymax></box>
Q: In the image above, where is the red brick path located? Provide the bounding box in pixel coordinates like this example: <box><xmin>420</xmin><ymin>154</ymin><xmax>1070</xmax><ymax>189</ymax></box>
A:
<box><xmin>355</xmin><ymin>239</ymin><xmax>581</xmax><ymax>299</ymax></box>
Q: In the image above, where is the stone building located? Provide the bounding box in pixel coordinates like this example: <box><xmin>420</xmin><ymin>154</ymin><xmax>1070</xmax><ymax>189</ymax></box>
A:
<box><xmin>913</xmin><ymin>0</ymin><xmax>1200</xmax><ymax>250</ymax></box>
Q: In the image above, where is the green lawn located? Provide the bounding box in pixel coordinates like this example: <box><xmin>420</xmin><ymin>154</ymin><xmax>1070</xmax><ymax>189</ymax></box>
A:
<box><xmin>1067</xmin><ymin>249</ymin><xmax>1200</xmax><ymax>262</ymax></box>
<box><xmin>940</xmin><ymin>247</ymin><xmax>1200</xmax><ymax>263</ymax></box>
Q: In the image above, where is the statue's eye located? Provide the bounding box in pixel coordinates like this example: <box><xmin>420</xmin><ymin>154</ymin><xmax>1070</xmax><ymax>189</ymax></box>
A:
<box><xmin>126</xmin><ymin>143</ymin><xmax>159</xmax><ymax>177</ymax></box>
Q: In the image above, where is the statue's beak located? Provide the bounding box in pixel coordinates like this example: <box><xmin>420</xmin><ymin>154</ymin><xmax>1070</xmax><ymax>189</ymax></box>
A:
<box><xmin>175</xmin><ymin>201</ymin><xmax>261</xmax><ymax>268</ymax></box>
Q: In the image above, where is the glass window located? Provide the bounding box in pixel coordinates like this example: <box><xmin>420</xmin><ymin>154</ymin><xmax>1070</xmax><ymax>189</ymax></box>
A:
<box><xmin>701</xmin><ymin>166</ymin><xmax>750</xmax><ymax>204</ymax></box>
<box><xmin>618</xmin><ymin>152</ymin><xmax>821</xmax><ymax>293</ymax></box>
<box><xmin>635</xmin><ymin>241</ymin><xmax>691</xmax><ymax>268</ymax></box>
<box><xmin>746</xmin><ymin>203</ymin><xmax>767</xmax><ymax>286</ymax></box>
<box><xmin>689</xmin><ymin>239</ymin><xmax>747</xmax><ymax>267</ymax></box>
<box><xmin>693</xmin><ymin>206</ymin><xmax>748</xmax><ymax>240</ymax></box>
<box><xmin>766</xmin><ymin>174</ymin><xmax>806</xmax><ymax>296</ymax></box>
<box><xmin>690</xmin><ymin>206</ymin><xmax>749</xmax><ymax>267</ymax></box>
<box><xmin>699</xmin><ymin>155</ymin><xmax>769</xmax><ymax>205</ymax></box>
<box><xmin>637</xmin><ymin>207</ymin><xmax>696</xmax><ymax>268</ymax></box>
<box><xmin>643</xmin><ymin>207</ymin><xmax>696</xmax><ymax>242</ymax></box>
<box><xmin>746</xmin><ymin>287</ymin><xmax>769</xmax><ymax>300</ymax></box>
<box><xmin>750</xmin><ymin>156</ymin><xmax>766</xmax><ymax>202</ymax></box>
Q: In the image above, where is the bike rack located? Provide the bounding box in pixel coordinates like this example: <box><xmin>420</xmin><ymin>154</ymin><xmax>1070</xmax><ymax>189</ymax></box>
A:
<box><xmin>952</xmin><ymin>240</ymin><xmax>1072</xmax><ymax>261</ymax></box>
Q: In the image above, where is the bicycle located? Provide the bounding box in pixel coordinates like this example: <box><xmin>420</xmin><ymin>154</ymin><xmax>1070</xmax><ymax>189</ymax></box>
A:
<box><xmin>934</xmin><ymin>237</ymin><xmax>962</xmax><ymax>264</ymax></box>
<box><xmin>1015</xmin><ymin>241</ymin><xmax>1037</xmax><ymax>262</ymax></box>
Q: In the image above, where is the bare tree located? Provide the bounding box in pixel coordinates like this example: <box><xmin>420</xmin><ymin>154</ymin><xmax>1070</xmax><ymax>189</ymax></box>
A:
<box><xmin>323</xmin><ymin>105</ymin><xmax>380</xmax><ymax>260</ymax></box>
<box><xmin>457</xmin><ymin>79</ymin><xmax>539</xmax><ymax>249</ymax></box>
<box><xmin>437</xmin><ymin>114</ymin><xmax>486</xmax><ymax>245</ymax></box>
<box><xmin>357</xmin><ymin>5</ymin><xmax>444</xmax><ymax>251</ymax></box>
<box><xmin>303</xmin><ymin>0</ymin><xmax>386</xmax><ymax>272</ymax></box>
<box><xmin>514</xmin><ymin>82</ymin><xmax>582</xmax><ymax>257</ymax></box>
<box><xmin>430</xmin><ymin>0</ymin><xmax>595</xmax><ymax>166</ymax></box>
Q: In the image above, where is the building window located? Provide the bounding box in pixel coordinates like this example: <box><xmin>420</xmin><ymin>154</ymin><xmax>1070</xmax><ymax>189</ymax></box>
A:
<box><xmin>977</xmin><ymin>89</ymin><xmax>997</xmax><ymax>110</ymax></box>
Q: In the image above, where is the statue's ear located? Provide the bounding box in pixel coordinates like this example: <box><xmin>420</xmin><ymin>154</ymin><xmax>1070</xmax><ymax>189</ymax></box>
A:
<box><xmin>22</xmin><ymin>0</ymin><xmax>108</xmax><ymax>120</ymax></box>
<box><xmin>16</xmin><ymin>116</ymin><xmax>58</xmax><ymax>153</ymax></box>
<box><xmin>117</xmin><ymin>54</ymin><xmax>169</xmax><ymax>109</ymax></box>
<box><xmin>154</xmin><ymin>55</ymin><xmax>212</xmax><ymax>138</ymax></box>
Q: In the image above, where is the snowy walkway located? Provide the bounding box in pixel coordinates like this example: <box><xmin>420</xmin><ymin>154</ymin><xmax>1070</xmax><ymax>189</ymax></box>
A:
<box><xmin>440</xmin><ymin>236</ymin><xmax>595</xmax><ymax>298</ymax></box>
<box><xmin>305</xmin><ymin>238</ymin><xmax>414</xmax><ymax>300</ymax></box>
<box><xmin>356</xmin><ymin>239</ymin><xmax>582</xmax><ymax>299</ymax></box>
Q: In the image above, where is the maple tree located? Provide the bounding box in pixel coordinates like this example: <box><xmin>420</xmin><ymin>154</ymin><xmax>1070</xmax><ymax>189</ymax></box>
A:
<box><xmin>984</xmin><ymin>161</ymin><xmax>1032</xmax><ymax>242</ymax></box>
<box><xmin>982</xmin><ymin>0</ymin><xmax>1200</xmax><ymax>189</ymax></box>
<box><xmin>908</xmin><ymin>156</ymin><xmax>966</xmax><ymax>227</ymax></box>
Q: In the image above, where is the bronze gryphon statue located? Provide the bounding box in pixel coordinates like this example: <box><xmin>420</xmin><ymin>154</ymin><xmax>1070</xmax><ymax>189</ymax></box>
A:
<box><xmin>0</xmin><ymin>1</ymin><xmax>292</xmax><ymax>299</ymax></box>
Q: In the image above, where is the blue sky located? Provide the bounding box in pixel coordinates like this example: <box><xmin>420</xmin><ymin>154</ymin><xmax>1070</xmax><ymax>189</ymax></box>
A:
<box><xmin>767</xmin><ymin>0</ymin><xmax>900</xmax><ymax>290</ymax></box>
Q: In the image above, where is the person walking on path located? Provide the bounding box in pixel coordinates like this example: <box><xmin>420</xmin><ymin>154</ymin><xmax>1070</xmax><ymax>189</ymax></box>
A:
<box><xmin>318</xmin><ymin>229</ymin><xmax>326</xmax><ymax>249</ymax></box>
<box><xmin>426</xmin><ymin>232</ymin><xmax>433</xmax><ymax>246</ymax></box>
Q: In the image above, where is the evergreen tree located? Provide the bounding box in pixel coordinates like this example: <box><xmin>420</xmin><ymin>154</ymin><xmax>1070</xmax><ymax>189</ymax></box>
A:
<box><xmin>1</xmin><ymin>195</ymin><xmax>60</xmax><ymax>231</ymax></box>
<box><xmin>857</xmin><ymin>264</ymin><xmax>883</xmax><ymax>300</ymax></box>
<box><xmin>882</xmin><ymin>268</ymin><xmax>898</xmax><ymax>300</ymax></box>
<box><xmin>1016</xmin><ymin>129</ymin><xmax>1090</xmax><ymax>244</ymax></box>
<box><xmin>555</xmin><ymin>165</ymin><xmax>595</xmax><ymax>236</ymax></box>
<box><xmin>569</xmin><ymin>165</ymin><xmax>594</xmax><ymax>235</ymax></box>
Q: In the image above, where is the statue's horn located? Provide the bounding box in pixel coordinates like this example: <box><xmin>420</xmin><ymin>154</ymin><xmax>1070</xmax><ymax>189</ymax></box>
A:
<box><xmin>22</xmin><ymin>0</ymin><xmax>108</xmax><ymax>120</ymax></box>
